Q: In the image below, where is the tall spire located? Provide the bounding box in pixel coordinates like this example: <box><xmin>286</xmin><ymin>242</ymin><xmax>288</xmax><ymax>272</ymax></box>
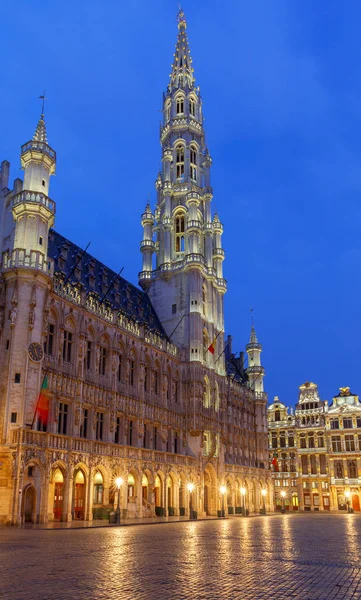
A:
<box><xmin>170</xmin><ymin>8</ymin><xmax>195</xmax><ymax>90</ymax></box>
<box><xmin>249</xmin><ymin>325</ymin><xmax>258</xmax><ymax>344</ymax></box>
<box><xmin>33</xmin><ymin>114</ymin><xmax>48</xmax><ymax>144</ymax></box>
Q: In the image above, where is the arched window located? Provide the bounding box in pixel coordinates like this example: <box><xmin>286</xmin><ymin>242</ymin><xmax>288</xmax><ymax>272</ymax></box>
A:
<box><xmin>165</xmin><ymin>100</ymin><xmax>171</xmax><ymax>123</ymax></box>
<box><xmin>175</xmin><ymin>213</ymin><xmax>185</xmax><ymax>253</ymax></box>
<box><xmin>176</xmin><ymin>96</ymin><xmax>184</xmax><ymax>115</ymax></box>
<box><xmin>93</xmin><ymin>471</ymin><xmax>104</xmax><ymax>504</ymax></box>
<box><xmin>274</xmin><ymin>410</ymin><xmax>281</xmax><ymax>422</ymax></box>
<box><xmin>203</xmin><ymin>328</ymin><xmax>209</xmax><ymax>354</ymax></box>
<box><xmin>190</xmin><ymin>145</ymin><xmax>197</xmax><ymax>182</ymax></box>
<box><xmin>189</xmin><ymin>97</ymin><xmax>196</xmax><ymax>117</ymax></box>
<box><xmin>129</xmin><ymin>355</ymin><xmax>135</xmax><ymax>387</ymax></box>
<box><xmin>202</xmin><ymin>284</ymin><xmax>206</xmax><ymax>315</ymax></box>
<box><xmin>203</xmin><ymin>376</ymin><xmax>210</xmax><ymax>408</ymax></box>
<box><xmin>176</xmin><ymin>145</ymin><xmax>185</xmax><ymax>180</ymax></box>
<box><xmin>214</xmin><ymin>381</ymin><xmax>220</xmax><ymax>412</ymax></box>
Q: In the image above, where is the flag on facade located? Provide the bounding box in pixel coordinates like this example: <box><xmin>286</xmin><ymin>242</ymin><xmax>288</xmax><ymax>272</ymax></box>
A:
<box><xmin>35</xmin><ymin>375</ymin><xmax>50</xmax><ymax>427</ymax></box>
<box><xmin>207</xmin><ymin>336</ymin><xmax>217</xmax><ymax>354</ymax></box>
<box><xmin>271</xmin><ymin>452</ymin><xmax>279</xmax><ymax>472</ymax></box>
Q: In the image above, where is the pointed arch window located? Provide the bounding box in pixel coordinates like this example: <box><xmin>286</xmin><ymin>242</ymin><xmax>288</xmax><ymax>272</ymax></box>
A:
<box><xmin>203</xmin><ymin>376</ymin><xmax>210</xmax><ymax>408</ymax></box>
<box><xmin>189</xmin><ymin>98</ymin><xmax>196</xmax><ymax>117</ymax></box>
<box><xmin>190</xmin><ymin>145</ymin><xmax>197</xmax><ymax>182</ymax></box>
<box><xmin>176</xmin><ymin>96</ymin><xmax>184</xmax><ymax>115</ymax></box>
<box><xmin>176</xmin><ymin>145</ymin><xmax>185</xmax><ymax>180</ymax></box>
<box><xmin>175</xmin><ymin>213</ymin><xmax>185</xmax><ymax>253</ymax></box>
<box><xmin>165</xmin><ymin>100</ymin><xmax>171</xmax><ymax>123</ymax></box>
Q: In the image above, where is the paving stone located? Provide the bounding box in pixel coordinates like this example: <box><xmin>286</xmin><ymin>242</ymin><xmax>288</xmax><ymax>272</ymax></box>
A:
<box><xmin>0</xmin><ymin>514</ymin><xmax>360</xmax><ymax>599</ymax></box>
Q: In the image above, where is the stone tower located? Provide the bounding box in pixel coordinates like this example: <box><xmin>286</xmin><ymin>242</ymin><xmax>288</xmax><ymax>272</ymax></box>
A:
<box><xmin>139</xmin><ymin>9</ymin><xmax>226</xmax><ymax>375</ymax></box>
<box><xmin>246</xmin><ymin>324</ymin><xmax>265</xmax><ymax>394</ymax></box>
<box><xmin>0</xmin><ymin>112</ymin><xmax>56</xmax><ymax>442</ymax></box>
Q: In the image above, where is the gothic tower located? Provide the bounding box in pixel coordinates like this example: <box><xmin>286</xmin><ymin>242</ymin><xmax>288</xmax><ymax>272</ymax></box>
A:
<box><xmin>246</xmin><ymin>324</ymin><xmax>265</xmax><ymax>394</ymax></box>
<box><xmin>0</xmin><ymin>112</ymin><xmax>56</xmax><ymax>442</ymax></box>
<box><xmin>139</xmin><ymin>9</ymin><xmax>226</xmax><ymax>374</ymax></box>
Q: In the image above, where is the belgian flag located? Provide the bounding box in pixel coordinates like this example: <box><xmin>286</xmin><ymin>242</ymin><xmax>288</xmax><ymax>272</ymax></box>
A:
<box><xmin>34</xmin><ymin>375</ymin><xmax>50</xmax><ymax>427</ymax></box>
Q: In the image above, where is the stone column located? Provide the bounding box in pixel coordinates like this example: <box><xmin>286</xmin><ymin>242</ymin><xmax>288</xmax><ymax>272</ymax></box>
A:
<box><xmin>62</xmin><ymin>474</ymin><xmax>73</xmax><ymax>522</ymax></box>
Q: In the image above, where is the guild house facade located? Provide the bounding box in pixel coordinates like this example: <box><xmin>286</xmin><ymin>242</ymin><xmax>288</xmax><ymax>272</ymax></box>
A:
<box><xmin>0</xmin><ymin>10</ymin><xmax>271</xmax><ymax>524</ymax></box>
<box><xmin>268</xmin><ymin>382</ymin><xmax>361</xmax><ymax>512</ymax></box>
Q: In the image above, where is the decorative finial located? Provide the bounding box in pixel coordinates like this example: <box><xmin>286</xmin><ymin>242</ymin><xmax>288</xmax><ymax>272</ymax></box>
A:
<box><xmin>177</xmin><ymin>5</ymin><xmax>186</xmax><ymax>29</ymax></box>
<box><xmin>39</xmin><ymin>91</ymin><xmax>47</xmax><ymax>116</ymax></box>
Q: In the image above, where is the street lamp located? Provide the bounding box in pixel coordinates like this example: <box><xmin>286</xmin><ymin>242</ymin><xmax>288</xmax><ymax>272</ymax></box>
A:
<box><xmin>220</xmin><ymin>485</ymin><xmax>227</xmax><ymax>518</ymax></box>
<box><xmin>115</xmin><ymin>477</ymin><xmax>123</xmax><ymax>525</ymax></box>
<box><xmin>261</xmin><ymin>488</ymin><xmax>267</xmax><ymax>515</ymax></box>
<box><xmin>240</xmin><ymin>487</ymin><xmax>247</xmax><ymax>516</ymax></box>
<box><xmin>280</xmin><ymin>490</ymin><xmax>286</xmax><ymax>514</ymax></box>
<box><xmin>345</xmin><ymin>490</ymin><xmax>351</xmax><ymax>513</ymax></box>
<box><xmin>187</xmin><ymin>482</ymin><xmax>195</xmax><ymax>520</ymax></box>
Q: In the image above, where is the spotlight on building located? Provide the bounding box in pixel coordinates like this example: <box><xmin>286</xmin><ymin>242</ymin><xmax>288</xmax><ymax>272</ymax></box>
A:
<box><xmin>280</xmin><ymin>490</ymin><xmax>286</xmax><ymax>514</ymax></box>
<box><xmin>344</xmin><ymin>490</ymin><xmax>351</xmax><ymax>513</ymax></box>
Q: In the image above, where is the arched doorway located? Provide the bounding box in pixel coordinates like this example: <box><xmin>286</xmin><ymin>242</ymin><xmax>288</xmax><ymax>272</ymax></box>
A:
<box><xmin>352</xmin><ymin>494</ymin><xmax>360</xmax><ymax>512</ymax></box>
<box><xmin>53</xmin><ymin>468</ymin><xmax>64</xmax><ymax>520</ymax></box>
<box><xmin>22</xmin><ymin>485</ymin><xmax>36</xmax><ymax>523</ymax></box>
<box><xmin>203</xmin><ymin>464</ymin><xmax>217</xmax><ymax>515</ymax></box>
<box><xmin>73</xmin><ymin>470</ymin><xmax>85</xmax><ymax>519</ymax></box>
<box><xmin>154</xmin><ymin>475</ymin><xmax>162</xmax><ymax>509</ymax></box>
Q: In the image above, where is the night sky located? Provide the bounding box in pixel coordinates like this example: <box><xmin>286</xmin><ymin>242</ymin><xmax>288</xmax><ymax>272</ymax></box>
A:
<box><xmin>1</xmin><ymin>1</ymin><xmax>361</xmax><ymax>406</ymax></box>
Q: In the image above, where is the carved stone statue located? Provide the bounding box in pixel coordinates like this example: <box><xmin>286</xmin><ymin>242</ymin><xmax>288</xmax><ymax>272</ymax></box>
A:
<box><xmin>9</xmin><ymin>306</ymin><xmax>17</xmax><ymax>327</ymax></box>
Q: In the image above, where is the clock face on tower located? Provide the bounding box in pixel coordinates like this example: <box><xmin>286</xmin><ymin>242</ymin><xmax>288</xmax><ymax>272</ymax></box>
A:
<box><xmin>28</xmin><ymin>342</ymin><xmax>44</xmax><ymax>363</ymax></box>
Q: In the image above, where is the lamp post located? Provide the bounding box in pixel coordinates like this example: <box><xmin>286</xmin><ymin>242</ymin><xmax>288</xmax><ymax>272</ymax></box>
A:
<box><xmin>345</xmin><ymin>490</ymin><xmax>351</xmax><ymax>513</ymax></box>
<box><xmin>115</xmin><ymin>477</ymin><xmax>123</xmax><ymax>525</ymax></box>
<box><xmin>280</xmin><ymin>490</ymin><xmax>286</xmax><ymax>514</ymax></box>
<box><xmin>220</xmin><ymin>485</ymin><xmax>226</xmax><ymax>518</ymax></box>
<box><xmin>187</xmin><ymin>482</ymin><xmax>195</xmax><ymax>520</ymax></box>
<box><xmin>261</xmin><ymin>488</ymin><xmax>267</xmax><ymax>515</ymax></box>
<box><xmin>240</xmin><ymin>487</ymin><xmax>246</xmax><ymax>516</ymax></box>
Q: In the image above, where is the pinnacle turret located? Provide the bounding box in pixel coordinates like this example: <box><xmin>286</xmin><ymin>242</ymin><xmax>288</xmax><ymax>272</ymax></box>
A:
<box><xmin>33</xmin><ymin>114</ymin><xmax>48</xmax><ymax>143</ymax></box>
<box><xmin>250</xmin><ymin>325</ymin><xmax>258</xmax><ymax>344</ymax></box>
<box><xmin>169</xmin><ymin>9</ymin><xmax>195</xmax><ymax>90</ymax></box>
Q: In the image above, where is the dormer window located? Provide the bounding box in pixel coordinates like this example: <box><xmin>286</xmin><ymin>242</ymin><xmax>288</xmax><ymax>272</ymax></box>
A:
<box><xmin>176</xmin><ymin>145</ymin><xmax>185</xmax><ymax>180</ymax></box>
<box><xmin>176</xmin><ymin>96</ymin><xmax>184</xmax><ymax>115</ymax></box>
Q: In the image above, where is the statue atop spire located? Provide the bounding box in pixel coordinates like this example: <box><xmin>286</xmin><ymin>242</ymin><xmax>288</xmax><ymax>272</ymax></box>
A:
<box><xmin>177</xmin><ymin>6</ymin><xmax>187</xmax><ymax>30</ymax></box>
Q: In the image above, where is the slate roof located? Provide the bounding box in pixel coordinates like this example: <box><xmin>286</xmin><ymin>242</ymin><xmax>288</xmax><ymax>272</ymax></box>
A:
<box><xmin>48</xmin><ymin>229</ymin><xmax>166</xmax><ymax>338</ymax></box>
<box><xmin>225</xmin><ymin>347</ymin><xmax>248</xmax><ymax>384</ymax></box>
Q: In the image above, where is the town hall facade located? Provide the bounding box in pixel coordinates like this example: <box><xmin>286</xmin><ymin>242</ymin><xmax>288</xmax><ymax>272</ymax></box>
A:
<box><xmin>0</xmin><ymin>10</ymin><xmax>271</xmax><ymax>524</ymax></box>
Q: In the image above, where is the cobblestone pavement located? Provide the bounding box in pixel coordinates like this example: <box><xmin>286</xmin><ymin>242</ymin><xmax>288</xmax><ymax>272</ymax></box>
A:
<box><xmin>0</xmin><ymin>514</ymin><xmax>361</xmax><ymax>600</ymax></box>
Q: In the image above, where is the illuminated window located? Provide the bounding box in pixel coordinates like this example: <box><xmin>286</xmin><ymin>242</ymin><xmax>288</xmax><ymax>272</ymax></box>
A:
<box><xmin>189</xmin><ymin>97</ymin><xmax>196</xmax><ymax>117</ymax></box>
<box><xmin>190</xmin><ymin>145</ymin><xmax>197</xmax><ymax>181</ymax></box>
<box><xmin>175</xmin><ymin>213</ymin><xmax>185</xmax><ymax>253</ymax></box>
<box><xmin>176</xmin><ymin>96</ymin><xmax>184</xmax><ymax>114</ymax></box>
<box><xmin>176</xmin><ymin>145</ymin><xmax>185</xmax><ymax>180</ymax></box>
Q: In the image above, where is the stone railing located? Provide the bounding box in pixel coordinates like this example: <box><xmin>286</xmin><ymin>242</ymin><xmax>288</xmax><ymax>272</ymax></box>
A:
<box><xmin>12</xmin><ymin>190</ymin><xmax>55</xmax><ymax>213</ymax></box>
<box><xmin>21</xmin><ymin>140</ymin><xmax>56</xmax><ymax>160</ymax></box>
<box><xmin>12</xmin><ymin>429</ymin><xmax>196</xmax><ymax>466</ymax></box>
<box><xmin>2</xmin><ymin>248</ymin><xmax>53</xmax><ymax>276</ymax></box>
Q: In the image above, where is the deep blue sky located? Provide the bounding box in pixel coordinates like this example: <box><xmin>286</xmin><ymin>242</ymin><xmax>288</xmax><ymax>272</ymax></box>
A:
<box><xmin>1</xmin><ymin>1</ymin><xmax>361</xmax><ymax>405</ymax></box>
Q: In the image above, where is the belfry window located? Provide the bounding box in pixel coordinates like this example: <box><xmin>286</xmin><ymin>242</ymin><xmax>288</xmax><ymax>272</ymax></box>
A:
<box><xmin>175</xmin><ymin>214</ymin><xmax>185</xmax><ymax>253</ymax></box>
<box><xmin>190</xmin><ymin>146</ymin><xmax>197</xmax><ymax>182</ymax></box>
<box><xmin>176</xmin><ymin>145</ymin><xmax>185</xmax><ymax>180</ymax></box>
<box><xmin>189</xmin><ymin>98</ymin><xmax>196</xmax><ymax>117</ymax></box>
<box><xmin>176</xmin><ymin>96</ymin><xmax>184</xmax><ymax>115</ymax></box>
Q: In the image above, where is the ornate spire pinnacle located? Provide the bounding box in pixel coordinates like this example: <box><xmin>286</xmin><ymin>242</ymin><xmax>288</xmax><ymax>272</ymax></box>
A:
<box><xmin>170</xmin><ymin>8</ymin><xmax>195</xmax><ymax>90</ymax></box>
<box><xmin>249</xmin><ymin>325</ymin><xmax>258</xmax><ymax>344</ymax></box>
<box><xmin>33</xmin><ymin>113</ymin><xmax>48</xmax><ymax>143</ymax></box>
